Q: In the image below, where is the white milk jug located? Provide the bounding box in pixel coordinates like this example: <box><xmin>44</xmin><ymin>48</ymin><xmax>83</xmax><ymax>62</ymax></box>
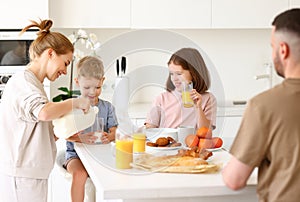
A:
<box><xmin>53</xmin><ymin>106</ymin><xmax>99</xmax><ymax>139</ymax></box>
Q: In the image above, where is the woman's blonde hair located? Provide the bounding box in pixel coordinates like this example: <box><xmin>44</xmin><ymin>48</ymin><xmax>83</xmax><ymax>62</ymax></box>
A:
<box><xmin>20</xmin><ymin>19</ymin><xmax>74</xmax><ymax>60</ymax></box>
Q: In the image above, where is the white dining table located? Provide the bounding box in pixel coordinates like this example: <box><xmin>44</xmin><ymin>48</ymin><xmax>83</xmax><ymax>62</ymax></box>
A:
<box><xmin>75</xmin><ymin>143</ymin><xmax>258</xmax><ymax>202</ymax></box>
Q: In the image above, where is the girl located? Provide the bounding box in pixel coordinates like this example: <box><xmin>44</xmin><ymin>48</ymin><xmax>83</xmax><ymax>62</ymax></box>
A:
<box><xmin>145</xmin><ymin>47</ymin><xmax>217</xmax><ymax>130</ymax></box>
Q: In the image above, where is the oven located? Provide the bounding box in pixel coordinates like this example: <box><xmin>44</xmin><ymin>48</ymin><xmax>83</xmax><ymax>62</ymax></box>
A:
<box><xmin>0</xmin><ymin>29</ymin><xmax>50</xmax><ymax>102</ymax></box>
<box><xmin>0</xmin><ymin>29</ymin><xmax>37</xmax><ymax>101</ymax></box>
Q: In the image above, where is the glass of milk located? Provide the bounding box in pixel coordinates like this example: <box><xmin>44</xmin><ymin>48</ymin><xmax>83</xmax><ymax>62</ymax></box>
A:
<box><xmin>92</xmin><ymin>117</ymin><xmax>104</xmax><ymax>144</ymax></box>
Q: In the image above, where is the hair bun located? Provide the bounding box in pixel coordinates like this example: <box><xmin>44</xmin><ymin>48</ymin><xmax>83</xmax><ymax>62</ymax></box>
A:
<box><xmin>41</xmin><ymin>29</ymin><xmax>49</xmax><ymax>33</ymax></box>
<box><xmin>37</xmin><ymin>19</ymin><xmax>53</xmax><ymax>35</ymax></box>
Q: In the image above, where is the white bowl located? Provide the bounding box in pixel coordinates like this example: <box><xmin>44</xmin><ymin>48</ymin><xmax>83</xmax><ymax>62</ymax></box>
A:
<box><xmin>145</xmin><ymin>128</ymin><xmax>178</xmax><ymax>142</ymax></box>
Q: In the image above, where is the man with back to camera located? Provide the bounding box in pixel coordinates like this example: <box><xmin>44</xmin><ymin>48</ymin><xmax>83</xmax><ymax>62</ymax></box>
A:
<box><xmin>222</xmin><ymin>8</ymin><xmax>300</xmax><ymax>202</ymax></box>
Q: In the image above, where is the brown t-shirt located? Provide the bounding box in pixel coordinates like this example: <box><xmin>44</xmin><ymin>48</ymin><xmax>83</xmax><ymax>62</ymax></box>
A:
<box><xmin>230</xmin><ymin>79</ymin><xmax>300</xmax><ymax>202</ymax></box>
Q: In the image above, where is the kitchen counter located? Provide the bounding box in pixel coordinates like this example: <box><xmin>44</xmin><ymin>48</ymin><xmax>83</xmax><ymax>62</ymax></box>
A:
<box><xmin>128</xmin><ymin>103</ymin><xmax>246</xmax><ymax>120</ymax></box>
<box><xmin>217</xmin><ymin>105</ymin><xmax>246</xmax><ymax>117</ymax></box>
<box><xmin>75</xmin><ymin>143</ymin><xmax>258</xmax><ymax>202</ymax></box>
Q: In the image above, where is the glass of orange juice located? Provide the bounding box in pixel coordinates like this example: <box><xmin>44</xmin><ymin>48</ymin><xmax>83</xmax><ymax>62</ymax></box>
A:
<box><xmin>133</xmin><ymin>133</ymin><xmax>146</xmax><ymax>153</ymax></box>
<box><xmin>115</xmin><ymin>133</ymin><xmax>133</xmax><ymax>169</ymax></box>
<box><xmin>181</xmin><ymin>81</ymin><xmax>193</xmax><ymax>108</ymax></box>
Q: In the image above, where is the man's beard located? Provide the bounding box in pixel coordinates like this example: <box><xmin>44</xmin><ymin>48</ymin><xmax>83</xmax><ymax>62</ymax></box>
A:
<box><xmin>273</xmin><ymin>51</ymin><xmax>284</xmax><ymax>78</ymax></box>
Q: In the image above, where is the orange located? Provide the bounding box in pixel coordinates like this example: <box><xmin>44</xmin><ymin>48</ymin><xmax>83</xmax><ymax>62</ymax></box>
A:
<box><xmin>185</xmin><ymin>134</ymin><xmax>199</xmax><ymax>148</ymax></box>
<box><xmin>212</xmin><ymin>137</ymin><xmax>223</xmax><ymax>148</ymax></box>
<box><xmin>198</xmin><ymin>138</ymin><xmax>213</xmax><ymax>149</ymax></box>
<box><xmin>196</xmin><ymin>127</ymin><xmax>212</xmax><ymax>139</ymax></box>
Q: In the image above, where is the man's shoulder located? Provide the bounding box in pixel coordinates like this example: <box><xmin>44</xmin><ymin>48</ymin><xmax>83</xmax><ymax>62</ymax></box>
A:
<box><xmin>247</xmin><ymin>83</ymin><xmax>285</xmax><ymax>113</ymax></box>
<box><xmin>251</xmin><ymin>83</ymin><xmax>283</xmax><ymax>102</ymax></box>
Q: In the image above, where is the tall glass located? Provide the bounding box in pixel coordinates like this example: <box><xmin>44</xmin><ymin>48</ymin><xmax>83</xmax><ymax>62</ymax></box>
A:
<box><xmin>182</xmin><ymin>81</ymin><xmax>194</xmax><ymax>108</ymax></box>
<box><xmin>92</xmin><ymin>117</ymin><xmax>104</xmax><ymax>144</ymax></box>
<box><xmin>133</xmin><ymin>133</ymin><xmax>146</xmax><ymax>153</ymax></box>
<box><xmin>115</xmin><ymin>133</ymin><xmax>133</xmax><ymax>169</ymax></box>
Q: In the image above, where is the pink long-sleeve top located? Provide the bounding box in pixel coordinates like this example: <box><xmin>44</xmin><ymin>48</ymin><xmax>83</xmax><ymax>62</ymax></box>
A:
<box><xmin>145</xmin><ymin>90</ymin><xmax>217</xmax><ymax>130</ymax></box>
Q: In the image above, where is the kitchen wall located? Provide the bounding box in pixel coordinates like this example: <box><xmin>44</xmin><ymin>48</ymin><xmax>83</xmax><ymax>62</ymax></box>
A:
<box><xmin>51</xmin><ymin>28</ymin><xmax>282</xmax><ymax>106</ymax></box>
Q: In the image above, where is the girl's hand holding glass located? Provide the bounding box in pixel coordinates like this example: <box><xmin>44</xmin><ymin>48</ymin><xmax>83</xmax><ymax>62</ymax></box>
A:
<box><xmin>190</xmin><ymin>89</ymin><xmax>203</xmax><ymax>108</ymax></box>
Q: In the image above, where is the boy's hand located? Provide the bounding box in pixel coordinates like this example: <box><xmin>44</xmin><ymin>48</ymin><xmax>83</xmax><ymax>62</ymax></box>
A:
<box><xmin>66</xmin><ymin>131</ymin><xmax>98</xmax><ymax>144</ymax></box>
<box><xmin>101</xmin><ymin>132</ymin><xmax>110</xmax><ymax>144</ymax></box>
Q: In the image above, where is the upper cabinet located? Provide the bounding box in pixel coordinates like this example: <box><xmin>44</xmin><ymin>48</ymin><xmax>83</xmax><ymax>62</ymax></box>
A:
<box><xmin>211</xmin><ymin>0</ymin><xmax>289</xmax><ymax>28</ymax></box>
<box><xmin>49</xmin><ymin>0</ymin><xmax>131</xmax><ymax>28</ymax></box>
<box><xmin>131</xmin><ymin>0</ymin><xmax>211</xmax><ymax>29</ymax></box>
<box><xmin>1</xmin><ymin>0</ymin><xmax>298</xmax><ymax>29</ymax></box>
<box><xmin>0</xmin><ymin>0</ymin><xmax>48</xmax><ymax>29</ymax></box>
<box><xmin>290</xmin><ymin>0</ymin><xmax>300</xmax><ymax>7</ymax></box>
<box><xmin>131</xmin><ymin>0</ymin><xmax>293</xmax><ymax>29</ymax></box>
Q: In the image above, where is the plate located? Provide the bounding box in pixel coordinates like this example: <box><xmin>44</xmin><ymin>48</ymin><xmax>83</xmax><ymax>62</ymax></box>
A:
<box><xmin>146</xmin><ymin>145</ymin><xmax>182</xmax><ymax>151</ymax></box>
<box><xmin>145</xmin><ymin>128</ymin><xmax>178</xmax><ymax>142</ymax></box>
<box><xmin>206</xmin><ymin>147</ymin><xmax>222</xmax><ymax>152</ymax></box>
<box><xmin>131</xmin><ymin>155</ymin><xmax>220</xmax><ymax>174</ymax></box>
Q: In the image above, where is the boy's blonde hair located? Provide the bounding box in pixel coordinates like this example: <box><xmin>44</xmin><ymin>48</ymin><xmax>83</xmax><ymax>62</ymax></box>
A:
<box><xmin>77</xmin><ymin>56</ymin><xmax>104</xmax><ymax>79</ymax></box>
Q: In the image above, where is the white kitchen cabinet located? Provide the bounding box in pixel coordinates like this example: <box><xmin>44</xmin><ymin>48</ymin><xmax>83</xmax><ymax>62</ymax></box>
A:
<box><xmin>0</xmin><ymin>0</ymin><xmax>48</xmax><ymax>29</ymax></box>
<box><xmin>215</xmin><ymin>116</ymin><xmax>242</xmax><ymax>149</ymax></box>
<box><xmin>131</xmin><ymin>0</ymin><xmax>211</xmax><ymax>29</ymax></box>
<box><xmin>47</xmin><ymin>139</ymin><xmax>71</xmax><ymax>202</ymax></box>
<box><xmin>290</xmin><ymin>0</ymin><xmax>300</xmax><ymax>7</ymax></box>
<box><xmin>212</xmin><ymin>0</ymin><xmax>289</xmax><ymax>28</ymax></box>
<box><xmin>49</xmin><ymin>0</ymin><xmax>131</xmax><ymax>28</ymax></box>
<box><xmin>215</xmin><ymin>106</ymin><xmax>245</xmax><ymax>150</ymax></box>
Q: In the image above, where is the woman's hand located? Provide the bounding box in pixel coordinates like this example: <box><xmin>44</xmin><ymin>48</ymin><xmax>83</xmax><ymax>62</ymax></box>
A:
<box><xmin>190</xmin><ymin>89</ymin><xmax>203</xmax><ymax>108</ymax></box>
<box><xmin>73</xmin><ymin>97</ymin><xmax>91</xmax><ymax>113</ymax></box>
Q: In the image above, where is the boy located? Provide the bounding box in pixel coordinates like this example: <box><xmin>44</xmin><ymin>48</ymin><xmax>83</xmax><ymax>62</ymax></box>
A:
<box><xmin>65</xmin><ymin>56</ymin><xmax>118</xmax><ymax>202</ymax></box>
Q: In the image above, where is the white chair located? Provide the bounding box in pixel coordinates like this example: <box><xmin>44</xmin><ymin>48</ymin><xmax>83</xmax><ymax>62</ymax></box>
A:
<box><xmin>55</xmin><ymin>150</ymin><xmax>96</xmax><ymax>202</ymax></box>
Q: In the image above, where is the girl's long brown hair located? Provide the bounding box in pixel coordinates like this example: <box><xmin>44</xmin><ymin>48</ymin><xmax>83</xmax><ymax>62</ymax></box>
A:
<box><xmin>166</xmin><ymin>48</ymin><xmax>211</xmax><ymax>93</ymax></box>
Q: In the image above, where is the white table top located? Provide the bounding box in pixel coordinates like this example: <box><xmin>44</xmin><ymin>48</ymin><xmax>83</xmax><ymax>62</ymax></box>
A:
<box><xmin>75</xmin><ymin>143</ymin><xmax>257</xmax><ymax>201</ymax></box>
